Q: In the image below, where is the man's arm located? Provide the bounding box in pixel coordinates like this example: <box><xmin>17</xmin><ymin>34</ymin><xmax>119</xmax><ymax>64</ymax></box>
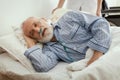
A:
<box><xmin>23</xmin><ymin>35</ymin><xmax>58</xmax><ymax>72</ymax></box>
<box><xmin>86</xmin><ymin>19</ymin><xmax>111</xmax><ymax>66</ymax></box>
<box><xmin>87</xmin><ymin>50</ymin><xmax>103</xmax><ymax>66</ymax></box>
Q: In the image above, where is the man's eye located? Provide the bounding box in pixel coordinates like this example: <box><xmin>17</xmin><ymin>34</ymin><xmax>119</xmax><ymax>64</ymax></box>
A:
<box><xmin>34</xmin><ymin>23</ymin><xmax>37</xmax><ymax>27</ymax></box>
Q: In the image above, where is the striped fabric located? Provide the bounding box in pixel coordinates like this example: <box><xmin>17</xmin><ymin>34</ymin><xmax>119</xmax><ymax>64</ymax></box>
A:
<box><xmin>24</xmin><ymin>10</ymin><xmax>111</xmax><ymax>72</ymax></box>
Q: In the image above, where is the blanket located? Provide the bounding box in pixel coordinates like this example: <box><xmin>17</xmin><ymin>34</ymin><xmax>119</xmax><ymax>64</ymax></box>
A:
<box><xmin>0</xmin><ymin>53</ymin><xmax>69</xmax><ymax>80</ymax></box>
<box><xmin>67</xmin><ymin>27</ymin><xmax>120</xmax><ymax>80</ymax></box>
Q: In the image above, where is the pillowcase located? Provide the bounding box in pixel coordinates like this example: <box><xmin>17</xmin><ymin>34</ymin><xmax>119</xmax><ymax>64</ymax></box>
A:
<box><xmin>0</xmin><ymin>26</ymin><xmax>35</xmax><ymax>72</ymax></box>
<box><xmin>12</xmin><ymin>26</ymin><xmax>28</xmax><ymax>48</ymax></box>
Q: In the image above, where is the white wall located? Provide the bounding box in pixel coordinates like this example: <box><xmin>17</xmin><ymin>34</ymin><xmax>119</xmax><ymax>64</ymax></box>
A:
<box><xmin>0</xmin><ymin>0</ymin><xmax>58</xmax><ymax>36</ymax></box>
<box><xmin>116</xmin><ymin>0</ymin><xmax>120</xmax><ymax>6</ymax></box>
<box><xmin>107</xmin><ymin>0</ymin><xmax>120</xmax><ymax>7</ymax></box>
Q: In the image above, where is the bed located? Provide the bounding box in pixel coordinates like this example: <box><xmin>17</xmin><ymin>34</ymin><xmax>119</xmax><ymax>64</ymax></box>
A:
<box><xmin>0</xmin><ymin>9</ymin><xmax>120</xmax><ymax>80</ymax></box>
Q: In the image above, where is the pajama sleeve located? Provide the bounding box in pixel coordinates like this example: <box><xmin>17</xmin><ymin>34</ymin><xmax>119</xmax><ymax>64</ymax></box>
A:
<box><xmin>87</xmin><ymin>19</ymin><xmax>111</xmax><ymax>53</ymax></box>
<box><xmin>24</xmin><ymin>45</ymin><xmax>59</xmax><ymax>72</ymax></box>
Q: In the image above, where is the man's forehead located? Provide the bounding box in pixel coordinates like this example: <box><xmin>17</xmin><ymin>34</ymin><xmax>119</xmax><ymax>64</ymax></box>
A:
<box><xmin>25</xmin><ymin>17</ymin><xmax>34</xmax><ymax>24</ymax></box>
<box><xmin>27</xmin><ymin>17</ymin><xmax>39</xmax><ymax>22</ymax></box>
<box><xmin>24</xmin><ymin>17</ymin><xmax>37</xmax><ymax>28</ymax></box>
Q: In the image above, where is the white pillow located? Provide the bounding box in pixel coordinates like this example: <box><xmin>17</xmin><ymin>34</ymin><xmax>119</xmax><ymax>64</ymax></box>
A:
<box><xmin>0</xmin><ymin>26</ymin><xmax>35</xmax><ymax>72</ymax></box>
<box><xmin>12</xmin><ymin>26</ymin><xmax>27</xmax><ymax>48</ymax></box>
<box><xmin>12</xmin><ymin>24</ymin><xmax>44</xmax><ymax>48</ymax></box>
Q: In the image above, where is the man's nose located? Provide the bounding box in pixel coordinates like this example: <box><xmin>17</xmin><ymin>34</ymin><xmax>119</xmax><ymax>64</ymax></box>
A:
<box><xmin>33</xmin><ymin>27</ymin><xmax>40</xmax><ymax>32</ymax></box>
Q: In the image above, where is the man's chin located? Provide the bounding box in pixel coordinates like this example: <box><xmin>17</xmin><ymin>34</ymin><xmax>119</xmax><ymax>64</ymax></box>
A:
<box><xmin>38</xmin><ymin>34</ymin><xmax>53</xmax><ymax>43</ymax></box>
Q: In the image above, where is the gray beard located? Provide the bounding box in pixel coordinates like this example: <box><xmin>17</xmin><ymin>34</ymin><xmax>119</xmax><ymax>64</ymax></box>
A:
<box><xmin>38</xmin><ymin>32</ymin><xmax>53</xmax><ymax>43</ymax></box>
<box><xmin>38</xmin><ymin>19</ymin><xmax>53</xmax><ymax>43</ymax></box>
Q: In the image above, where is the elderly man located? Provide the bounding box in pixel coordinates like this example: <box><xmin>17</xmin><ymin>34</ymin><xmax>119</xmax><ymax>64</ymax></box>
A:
<box><xmin>22</xmin><ymin>10</ymin><xmax>111</xmax><ymax>72</ymax></box>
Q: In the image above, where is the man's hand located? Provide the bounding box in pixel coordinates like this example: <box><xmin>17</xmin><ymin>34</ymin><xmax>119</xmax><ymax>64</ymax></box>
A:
<box><xmin>23</xmin><ymin>35</ymin><xmax>37</xmax><ymax>48</ymax></box>
<box><xmin>52</xmin><ymin>7</ymin><xmax>59</xmax><ymax>14</ymax></box>
<box><xmin>87</xmin><ymin>50</ymin><xmax>103</xmax><ymax>66</ymax></box>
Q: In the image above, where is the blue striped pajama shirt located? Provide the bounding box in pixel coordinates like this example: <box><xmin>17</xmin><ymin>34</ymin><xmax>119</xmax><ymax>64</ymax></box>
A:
<box><xmin>24</xmin><ymin>11</ymin><xmax>111</xmax><ymax>72</ymax></box>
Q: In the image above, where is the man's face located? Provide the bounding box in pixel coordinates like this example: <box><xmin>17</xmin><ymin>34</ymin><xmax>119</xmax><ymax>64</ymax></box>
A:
<box><xmin>22</xmin><ymin>17</ymin><xmax>53</xmax><ymax>43</ymax></box>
